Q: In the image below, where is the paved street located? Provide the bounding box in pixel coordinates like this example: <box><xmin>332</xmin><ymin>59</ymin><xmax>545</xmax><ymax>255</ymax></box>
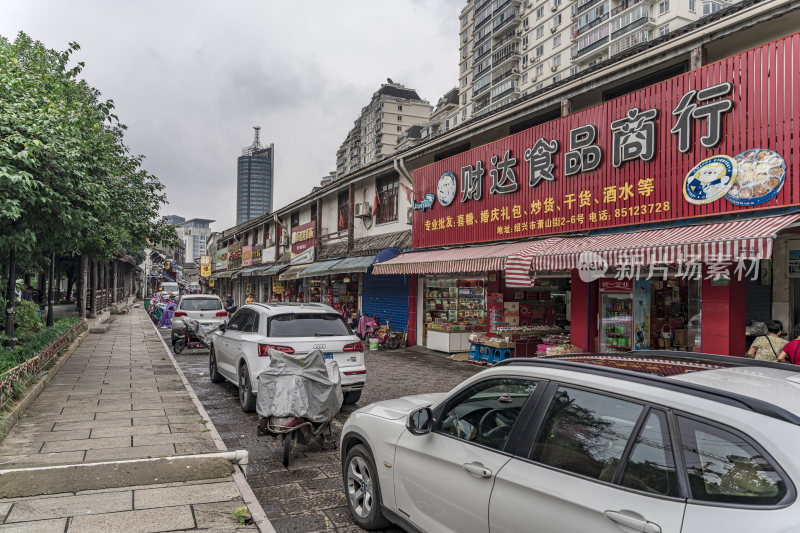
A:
<box><xmin>158</xmin><ymin>326</ymin><xmax>482</xmax><ymax>532</ymax></box>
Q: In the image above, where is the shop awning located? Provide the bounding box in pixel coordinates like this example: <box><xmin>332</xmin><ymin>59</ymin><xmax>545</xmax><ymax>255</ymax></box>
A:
<box><xmin>372</xmin><ymin>241</ymin><xmax>539</xmax><ymax>275</ymax></box>
<box><xmin>230</xmin><ymin>270</ymin><xmax>243</xmax><ymax>279</ymax></box>
<box><xmin>506</xmin><ymin>213</ymin><xmax>800</xmax><ymax>287</ymax></box>
<box><xmin>215</xmin><ymin>271</ymin><xmax>231</xmax><ymax>279</ymax></box>
<box><xmin>297</xmin><ymin>259</ymin><xmax>344</xmax><ymax>279</ymax></box>
<box><xmin>260</xmin><ymin>263</ymin><xmax>290</xmax><ymax>276</ymax></box>
<box><xmin>327</xmin><ymin>255</ymin><xmax>376</xmax><ymax>274</ymax></box>
<box><xmin>240</xmin><ymin>267</ymin><xmax>261</xmax><ymax>277</ymax></box>
<box><xmin>279</xmin><ymin>264</ymin><xmax>312</xmax><ymax>281</ymax></box>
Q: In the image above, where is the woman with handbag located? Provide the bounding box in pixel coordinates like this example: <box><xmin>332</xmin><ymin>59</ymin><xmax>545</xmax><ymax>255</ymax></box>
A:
<box><xmin>747</xmin><ymin>320</ymin><xmax>787</xmax><ymax>362</ymax></box>
<box><xmin>778</xmin><ymin>326</ymin><xmax>800</xmax><ymax>364</ymax></box>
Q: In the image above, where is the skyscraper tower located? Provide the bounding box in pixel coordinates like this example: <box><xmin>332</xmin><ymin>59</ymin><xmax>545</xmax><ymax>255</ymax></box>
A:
<box><xmin>236</xmin><ymin>126</ymin><xmax>274</xmax><ymax>225</ymax></box>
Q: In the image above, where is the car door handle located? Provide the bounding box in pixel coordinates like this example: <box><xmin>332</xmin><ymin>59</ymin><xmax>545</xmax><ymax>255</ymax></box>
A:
<box><xmin>462</xmin><ymin>462</ymin><xmax>492</xmax><ymax>478</ymax></box>
<box><xmin>604</xmin><ymin>511</ymin><xmax>661</xmax><ymax>533</ymax></box>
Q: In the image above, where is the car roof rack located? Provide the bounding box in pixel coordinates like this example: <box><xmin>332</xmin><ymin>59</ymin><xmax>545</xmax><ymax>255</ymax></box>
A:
<box><xmin>493</xmin><ymin>356</ymin><xmax>800</xmax><ymax>426</ymax></box>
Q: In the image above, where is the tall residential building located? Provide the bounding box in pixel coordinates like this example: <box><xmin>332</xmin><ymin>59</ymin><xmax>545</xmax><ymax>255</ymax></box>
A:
<box><xmin>458</xmin><ymin>0</ymin><xmax>735</xmax><ymax>122</ymax></box>
<box><xmin>237</xmin><ymin>127</ymin><xmax>274</xmax><ymax>225</ymax></box>
<box><xmin>175</xmin><ymin>218</ymin><xmax>215</xmax><ymax>261</ymax></box>
<box><xmin>336</xmin><ymin>81</ymin><xmax>431</xmax><ymax>177</ymax></box>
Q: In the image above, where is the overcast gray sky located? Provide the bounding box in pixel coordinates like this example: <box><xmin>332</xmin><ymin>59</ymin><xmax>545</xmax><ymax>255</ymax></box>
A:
<box><xmin>0</xmin><ymin>0</ymin><xmax>461</xmax><ymax>231</ymax></box>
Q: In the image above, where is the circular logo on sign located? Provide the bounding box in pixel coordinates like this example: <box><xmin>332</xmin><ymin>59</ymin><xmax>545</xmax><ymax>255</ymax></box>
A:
<box><xmin>436</xmin><ymin>171</ymin><xmax>458</xmax><ymax>207</ymax></box>
<box><xmin>725</xmin><ymin>149</ymin><xmax>786</xmax><ymax>206</ymax></box>
<box><xmin>683</xmin><ymin>156</ymin><xmax>736</xmax><ymax>205</ymax></box>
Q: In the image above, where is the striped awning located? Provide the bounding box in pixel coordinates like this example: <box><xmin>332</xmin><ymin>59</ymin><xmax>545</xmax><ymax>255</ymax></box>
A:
<box><xmin>506</xmin><ymin>214</ymin><xmax>800</xmax><ymax>287</ymax></box>
<box><xmin>372</xmin><ymin>241</ymin><xmax>539</xmax><ymax>275</ymax></box>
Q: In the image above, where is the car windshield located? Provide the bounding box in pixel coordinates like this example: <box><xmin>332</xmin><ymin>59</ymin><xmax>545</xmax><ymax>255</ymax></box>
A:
<box><xmin>269</xmin><ymin>313</ymin><xmax>351</xmax><ymax>337</ymax></box>
<box><xmin>180</xmin><ymin>298</ymin><xmax>222</xmax><ymax>311</ymax></box>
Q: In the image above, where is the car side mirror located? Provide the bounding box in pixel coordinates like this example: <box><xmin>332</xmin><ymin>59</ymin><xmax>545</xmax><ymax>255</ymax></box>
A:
<box><xmin>406</xmin><ymin>407</ymin><xmax>433</xmax><ymax>436</ymax></box>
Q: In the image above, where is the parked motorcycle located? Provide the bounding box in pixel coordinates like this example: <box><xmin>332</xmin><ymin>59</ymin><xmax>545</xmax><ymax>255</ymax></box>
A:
<box><xmin>172</xmin><ymin>317</ymin><xmax>212</xmax><ymax>354</ymax></box>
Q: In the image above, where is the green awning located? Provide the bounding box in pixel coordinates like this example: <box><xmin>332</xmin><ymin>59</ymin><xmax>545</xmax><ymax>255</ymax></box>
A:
<box><xmin>261</xmin><ymin>263</ymin><xmax>290</xmax><ymax>276</ymax></box>
<box><xmin>240</xmin><ymin>267</ymin><xmax>261</xmax><ymax>277</ymax></box>
<box><xmin>279</xmin><ymin>264</ymin><xmax>311</xmax><ymax>281</ymax></box>
<box><xmin>297</xmin><ymin>259</ymin><xmax>344</xmax><ymax>279</ymax></box>
<box><xmin>230</xmin><ymin>270</ymin><xmax>243</xmax><ymax>279</ymax></box>
<box><xmin>327</xmin><ymin>255</ymin><xmax>375</xmax><ymax>274</ymax></box>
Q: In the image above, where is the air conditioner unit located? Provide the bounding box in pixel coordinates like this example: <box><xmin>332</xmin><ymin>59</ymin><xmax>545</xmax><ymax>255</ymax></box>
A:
<box><xmin>523</xmin><ymin>42</ymin><xmax>528</xmax><ymax>49</ymax></box>
<box><xmin>532</xmin><ymin>55</ymin><xmax>541</xmax><ymax>63</ymax></box>
<box><xmin>279</xmin><ymin>234</ymin><xmax>289</xmax><ymax>246</ymax></box>
<box><xmin>551</xmin><ymin>4</ymin><xmax>557</xmax><ymax>10</ymax></box>
<box><xmin>406</xmin><ymin>207</ymin><xmax>413</xmax><ymax>225</ymax></box>
<box><xmin>516</xmin><ymin>29</ymin><xmax>523</xmax><ymax>36</ymax></box>
<box><xmin>551</xmin><ymin>64</ymin><xmax>558</xmax><ymax>72</ymax></box>
<box><xmin>354</xmin><ymin>202</ymin><xmax>372</xmax><ymax>218</ymax></box>
<box><xmin>551</xmin><ymin>26</ymin><xmax>557</xmax><ymax>33</ymax></box>
<box><xmin>264</xmin><ymin>239</ymin><xmax>275</xmax><ymax>248</ymax></box>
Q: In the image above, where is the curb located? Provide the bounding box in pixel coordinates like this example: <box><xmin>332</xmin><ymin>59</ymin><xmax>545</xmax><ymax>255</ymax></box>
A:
<box><xmin>0</xmin><ymin>321</ymin><xmax>88</xmax><ymax>442</ymax></box>
<box><xmin>148</xmin><ymin>314</ymin><xmax>275</xmax><ymax>533</ymax></box>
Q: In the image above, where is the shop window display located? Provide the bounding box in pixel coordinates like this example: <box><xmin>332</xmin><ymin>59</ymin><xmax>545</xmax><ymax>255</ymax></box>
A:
<box><xmin>424</xmin><ymin>277</ymin><xmax>486</xmax><ymax>330</ymax></box>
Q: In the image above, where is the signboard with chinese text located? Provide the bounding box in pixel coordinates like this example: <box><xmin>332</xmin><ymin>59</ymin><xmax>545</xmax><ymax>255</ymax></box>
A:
<box><xmin>228</xmin><ymin>243</ymin><xmax>242</xmax><ymax>270</ymax></box>
<box><xmin>412</xmin><ymin>34</ymin><xmax>799</xmax><ymax>248</ymax></box>
<box><xmin>291</xmin><ymin>222</ymin><xmax>315</xmax><ymax>258</ymax></box>
<box><xmin>252</xmin><ymin>244</ymin><xmax>263</xmax><ymax>265</ymax></box>
<box><xmin>200</xmin><ymin>255</ymin><xmax>212</xmax><ymax>278</ymax></box>
<box><xmin>242</xmin><ymin>245</ymin><xmax>253</xmax><ymax>267</ymax></box>
<box><xmin>215</xmin><ymin>247</ymin><xmax>228</xmax><ymax>271</ymax></box>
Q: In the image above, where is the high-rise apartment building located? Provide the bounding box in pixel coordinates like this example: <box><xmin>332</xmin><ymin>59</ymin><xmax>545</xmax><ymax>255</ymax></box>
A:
<box><xmin>336</xmin><ymin>81</ymin><xmax>431</xmax><ymax>177</ymax></box>
<box><xmin>166</xmin><ymin>215</ymin><xmax>215</xmax><ymax>261</ymax></box>
<box><xmin>458</xmin><ymin>0</ymin><xmax>734</xmax><ymax>122</ymax></box>
<box><xmin>237</xmin><ymin>127</ymin><xmax>274</xmax><ymax>225</ymax></box>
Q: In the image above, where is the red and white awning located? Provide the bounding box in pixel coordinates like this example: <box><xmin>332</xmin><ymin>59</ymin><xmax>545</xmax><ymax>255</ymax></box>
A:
<box><xmin>506</xmin><ymin>214</ymin><xmax>800</xmax><ymax>287</ymax></box>
<box><xmin>372</xmin><ymin>240</ymin><xmax>539</xmax><ymax>275</ymax></box>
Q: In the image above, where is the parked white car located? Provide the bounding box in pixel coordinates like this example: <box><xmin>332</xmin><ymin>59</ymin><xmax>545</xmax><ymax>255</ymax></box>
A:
<box><xmin>170</xmin><ymin>294</ymin><xmax>228</xmax><ymax>344</ymax></box>
<box><xmin>209</xmin><ymin>303</ymin><xmax>366</xmax><ymax>411</ymax></box>
<box><xmin>340</xmin><ymin>352</ymin><xmax>800</xmax><ymax>533</ymax></box>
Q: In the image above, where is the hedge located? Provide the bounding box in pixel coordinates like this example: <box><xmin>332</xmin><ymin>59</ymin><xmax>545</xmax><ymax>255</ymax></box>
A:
<box><xmin>0</xmin><ymin>316</ymin><xmax>82</xmax><ymax>375</ymax></box>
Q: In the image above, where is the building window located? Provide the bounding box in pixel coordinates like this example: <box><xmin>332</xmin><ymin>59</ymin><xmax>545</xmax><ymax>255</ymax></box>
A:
<box><xmin>536</xmin><ymin>24</ymin><xmax>544</xmax><ymax>37</ymax></box>
<box><xmin>536</xmin><ymin>45</ymin><xmax>544</xmax><ymax>57</ymax></box>
<box><xmin>375</xmin><ymin>176</ymin><xmax>399</xmax><ymax>224</ymax></box>
<box><xmin>398</xmin><ymin>104</ymin><xmax>403</xmax><ymax>111</ymax></box>
<box><xmin>659</xmin><ymin>24</ymin><xmax>669</xmax><ymax>36</ymax></box>
<box><xmin>536</xmin><ymin>6</ymin><xmax>544</xmax><ymax>18</ymax></box>
<box><xmin>397</xmin><ymin>115</ymin><xmax>402</xmax><ymax>121</ymax></box>
<box><xmin>462</xmin><ymin>108</ymin><xmax>467</xmax><ymax>119</ymax></box>
<box><xmin>337</xmin><ymin>191</ymin><xmax>349</xmax><ymax>231</ymax></box>
<box><xmin>522</xmin><ymin>73</ymin><xmax>528</xmax><ymax>83</ymax></box>
<box><xmin>553</xmin><ymin>34</ymin><xmax>561</xmax><ymax>47</ymax></box>
<box><xmin>553</xmin><ymin>74</ymin><xmax>561</xmax><ymax>83</ymax></box>
<box><xmin>552</xmin><ymin>13</ymin><xmax>561</xmax><ymax>27</ymax></box>
<box><xmin>535</xmin><ymin>82</ymin><xmax>543</xmax><ymax>91</ymax></box>
<box><xmin>397</xmin><ymin>125</ymin><xmax>402</xmax><ymax>132</ymax></box>
<box><xmin>702</xmin><ymin>1</ymin><xmax>721</xmax><ymax>14</ymax></box>
<box><xmin>536</xmin><ymin>64</ymin><xmax>544</xmax><ymax>76</ymax></box>
<box><xmin>689</xmin><ymin>0</ymin><xmax>696</xmax><ymax>10</ymax></box>
<box><xmin>570</xmin><ymin>65</ymin><xmax>579</xmax><ymax>76</ymax></box>
<box><xmin>310</xmin><ymin>204</ymin><xmax>317</xmax><ymax>223</ymax></box>
<box><xmin>462</xmin><ymin>93</ymin><xmax>467</xmax><ymax>104</ymax></box>
<box><xmin>290</xmin><ymin>211</ymin><xmax>299</xmax><ymax>228</ymax></box>
<box><xmin>658</xmin><ymin>0</ymin><xmax>669</xmax><ymax>13</ymax></box>
<box><xmin>553</xmin><ymin>54</ymin><xmax>561</xmax><ymax>67</ymax></box>
<box><xmin>553</xmin><ymin>0</ymin><xmax>561</xmax><ymax>6</ymax></box>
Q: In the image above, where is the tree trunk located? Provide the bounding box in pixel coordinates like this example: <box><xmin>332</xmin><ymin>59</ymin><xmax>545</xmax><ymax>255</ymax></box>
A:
<box><xmin>89</xmin><ymin>260</ymin><xmax>96</xmax><ymax>318</ymax></box>
<box><xmin>112</xmin><ymin>261</ymin><xmax>118</xmax><ymax>304</ymax></box>
<box><xmin>4</xmin><ymin>247</ymin><xmax>16</xmax><ymax>347</ymax></box>
<box><xmin>47</xmin><ymin>251</ymin><xmax>55</xmax><ymax>327</ymax></box>
<box><xmin>66</xmin><ymin>270</ymin><xmax>74</xmax><ymax>303</ymax></box>
<box><xmin>23</xmin><ymin>273</ymin><xmax>30</xmax><ymax>287</ymax></box>
<box><xmin>37</xmin><ymin>272</ymin><xmax>46</xmax><ymax>305</ymax></box>
<box><xmin>79</xmin><ymin>256</ymin><xmax>87</xmax><ymax>318</ymax></box>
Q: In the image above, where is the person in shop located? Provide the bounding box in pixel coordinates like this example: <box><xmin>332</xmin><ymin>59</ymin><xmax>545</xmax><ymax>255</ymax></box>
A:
<box><xmin>224</xmin><ymin>294</ymin><xmax>234</xmax><ymax>309</ymax></box>
<box><xmin>747</xmin><ymin>320</ymin><xmax>788</xmax><ymax>362</ymax></box>
<box><xmin>778</xmin><ymin>326</ymin><xmax>800</xmax><ymax>365</ymax></box>
<box><xmin>245</xmin><ymin>293</ymin><xmax>255</xmax><ymax>304</ymax></box>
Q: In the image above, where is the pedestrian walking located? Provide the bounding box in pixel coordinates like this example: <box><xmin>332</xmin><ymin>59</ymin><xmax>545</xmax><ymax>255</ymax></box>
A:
<box><xmin>747</xmin><ymin>320</ymin><xmax>788</xmax><ymax>362</ymax></box>
<box><xmin>778</xmin><ymin>326</ymin><xmax>800</xmax><ymax>364</ymax></box>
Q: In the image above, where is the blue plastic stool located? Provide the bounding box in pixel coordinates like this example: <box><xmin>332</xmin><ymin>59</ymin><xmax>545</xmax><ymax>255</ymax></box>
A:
<box><xmin>490</xmin><ymin>348</ymin><xmax>512</xmax><ymax>365</ymax></box>
<box><xmin>468</xmin><ymin>343</ymin><xmax>481</xmax><ymax>363</ymax></box>
<box><xmin>479</xmin><ymin>345</ymin><xmax>493</xmax><ymax>365</ymax></box>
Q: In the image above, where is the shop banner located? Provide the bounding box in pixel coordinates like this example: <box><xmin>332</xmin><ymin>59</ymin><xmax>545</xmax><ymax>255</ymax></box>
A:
<box><xmin>215</xmin><ymin>246</ymin><xmax>228</xmax><ymax>271</ymax></box>
<box><xmin>252</xmin><ymin>244</ymin><xmax>263</xmax><ymax>265</ymax></box>
<box><xmin>291</xmin><ymin>222</ymin><xmax>315</xmax><ymax>258</ymax></box>
<box><xmin>229</xmin><ymin>242</ymin><xmax>242</xmax><ymax>270</ymax></box>
<box><xmin>242</xmin><ymin>245</ymin><xmax>253</xmax><ymax>267</ymax></box>
<box><xmin>412</xmin><ymin>34</ymin><xmax>800</xmax><ymax>248</ymax></box>
<box><xmin>261</xmin><ymin>245</ymin><xmax>275</xmax><ymax>263</ymax></box>
<box><xmin>272</xmin><ymin>277</ymin><xmax>285</xmax><ymax>294</ymax></box>
<box><xmin>209</xmin><ymin>279</ymin><xmax>215</xmax><ymax>288</ymax></box>
<box><xmin>200</xmin><ymin>255</ymin><xmax>212</xmax><ymax>278</ymax></box>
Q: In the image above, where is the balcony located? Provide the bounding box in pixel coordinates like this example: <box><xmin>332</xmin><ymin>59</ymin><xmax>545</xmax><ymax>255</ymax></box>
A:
<box><xmin>610</xmin><ymin>0</ymin><xmax>652</xmax><ymax>16</ymax></box>
<box><xmin>610</xmin><ymin>4</ymin><xmax>654</xmax><ymax>39</ymax></box>
<box><xmin>474</xmin><ymin>93</ymin><xmax>520</xmax><ymax>118</ymax></box>
<box><xmin>474</xmin><ymin>0</ymin><xmax>492</xmax><ymax>15</ymax></box>
<box><xmin>576</xmin><ymin>12</ymin><xmax>609</xmax><ymax>36</ymax></box>
<box><xmin>491</xmin><ymin>41</ymin><xmax>520</xmax><ymax>66</ymax></box>
<box><xmin>574</xmin><ymin>36</ymin><xmax>609</xmax><ymax>62</ymax></box>
<box><xmin>609</xmin><ymin>28</ymin><xmax>650</xmax><ymax>56</ymax></box>
<box><xmin>492</xmin><ymin>8</ymin><xmax>521</xmax><ymax>33</ymax></box>
<box><xmin>492</xmin><ymin>67</ymin><xmax>520</xmax><ymax>86</ymax></box>
<box><xmin>576</xmin><ymin>0</ymin><xmax>605</xmax><ymax>15</ymax></box>
<box><xmin>491</xmin><ymin>79</ymin><xmax>519</xmax><ymax>102</ymax></box>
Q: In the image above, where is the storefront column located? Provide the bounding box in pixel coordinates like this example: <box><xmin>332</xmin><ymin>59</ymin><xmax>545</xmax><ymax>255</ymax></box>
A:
<box><xmin>561</xmin><ymin>98</ymin><xmax>573</xmax><ymax>117</ymax></box>
<box><xmin>701</xmin><ymin>267</ymin><xmax>746</xmax><ymax>357</ymax></box>
<box><xmin>690</xmin><ymin>45</ymin><xmax>706</xmax><ymax>70</ymax></box>
<box><xmin>348</xmin><ymin>184</ymin><xmax>355</xmax><ymax>251</ymax></box>
<box><xmin>570</xmin><ymin>271</ymin><xmax>598</xmax><ymax>352</ymax></box>
<box><xmin>408</xmin><ymin>275</ymin><xmax>418</xmax><ymax>347</ymax></box>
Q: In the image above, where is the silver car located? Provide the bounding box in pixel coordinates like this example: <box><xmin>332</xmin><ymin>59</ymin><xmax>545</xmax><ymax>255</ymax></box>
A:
<box><xmin>340</xmin><ymin>352</ymin><xmax>800</xmax><ymax>533</ymax></box>
<box><xmin>209</xmin><ymin>303</ymin><xmax>366</xmax><ymax>412</ymax></box>
<box><xmin>171</xmin><ymin>294</ymin><xmax>228</xmax><ymax>344</ymax></box>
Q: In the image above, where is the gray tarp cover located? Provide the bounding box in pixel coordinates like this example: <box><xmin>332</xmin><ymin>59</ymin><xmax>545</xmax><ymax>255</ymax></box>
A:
<box><xmin>256</xmin><ymin>349</ymin><xmax>343</xmax><ymax>423</ymax></box>
<box><xmin>180</xmin><ymin>317</ymin><xmax>215</xmax><ymax>344</ymax></box>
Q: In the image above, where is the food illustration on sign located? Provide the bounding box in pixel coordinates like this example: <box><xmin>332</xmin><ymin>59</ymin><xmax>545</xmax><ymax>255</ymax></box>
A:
<box><xmin>726</xmin><ymin>149</ymin><xmax>786</xmax><ymax>206</ymax></box>
<box><xmin>436</xmin><ymin>171</ymin><xmax>458</xmax><ymax>207</ymax></box>
<box><xmin>683</xmin><ymin>156</ymin><xmax>736</xmax><ymax>205</ymax></box>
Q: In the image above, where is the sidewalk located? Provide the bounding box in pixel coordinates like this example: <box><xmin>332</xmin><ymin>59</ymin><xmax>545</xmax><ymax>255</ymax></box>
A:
<box><xmin>0</xmin><ymin>308</ymin><xmax>266</xmax><ymax>532</ymax></box>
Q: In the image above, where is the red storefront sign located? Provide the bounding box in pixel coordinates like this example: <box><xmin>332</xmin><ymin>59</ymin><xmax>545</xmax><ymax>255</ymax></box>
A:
<box><xmin>291</xmin><ymin>221</ymin><xmax>315</xmax><ymax>257</ymax></box>
<box><xmin>412</xmin><ymin>33</ymin><xmax>800</xmax><ymax>249</ymax></box>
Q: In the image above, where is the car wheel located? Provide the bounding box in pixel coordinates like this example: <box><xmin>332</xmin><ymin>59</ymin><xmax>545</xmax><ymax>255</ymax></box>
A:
<box><xmin>343</xmin><ymin>390</ymin><xmax>361</xmax><ymax>405</ymax></box>
<box><xmin>238</xmin><ymin>364</ymin><xmax>256</xmax><ymax>412</ymax></box>
<box><xmin>209</xmin><ymin>346</ymin><xmax>224</xmax><ymax>383</ymax></box>
<box><xmin>343</xmin><ymin>444</ymin><xmax>390</xmax><ymax>530</ymax></box>
<box><xmin>282</xmin><ymin>432</ymin><xmax>294</xmax><ymax>467</ymax></box>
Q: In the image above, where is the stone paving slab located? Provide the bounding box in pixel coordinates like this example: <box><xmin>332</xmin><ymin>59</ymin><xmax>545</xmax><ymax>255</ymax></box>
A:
<box><xmin>0</xmin><ymin>518</ymin><xmax>68</xmax><ymax>532</ymax></box>
<box><xmin>67</xmin><ymin>506</ymin><xmax>195</xmax><ymax>533</ymax></box>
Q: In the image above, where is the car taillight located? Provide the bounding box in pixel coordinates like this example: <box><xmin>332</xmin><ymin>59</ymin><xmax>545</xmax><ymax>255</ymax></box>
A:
<box><xmin>343</xmin><ymin>370</ymin><xmax>367</xmax><ymax>375</ymax></box>
<box><xmin>215</xmin><ymin>311</ymin><xmax>228</xmax><ymax>317</ymax></box>
<box><xmin>174</xmin><ymin>311</ymin><xmax>187</xmax><ymax>317</ymax></box>
<box><xmin>343</xmin><ymin>342</ymin><xmax>363</xmax><ymax>352</ymax></box>
<box><xmin>258</xmin><ymin>344</ymin><xmax>295</xmax><ymax>357</ymax></box>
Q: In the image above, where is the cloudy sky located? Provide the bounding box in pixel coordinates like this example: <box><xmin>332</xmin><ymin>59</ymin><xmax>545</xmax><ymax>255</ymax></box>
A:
<box><xmin>0</xmin><ymin>0</ymin><xmax>462</xmax><ymax>231</ymax></box>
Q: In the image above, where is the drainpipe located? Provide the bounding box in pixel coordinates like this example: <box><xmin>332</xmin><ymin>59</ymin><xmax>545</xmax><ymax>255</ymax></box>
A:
<box><xmin>394</xmin><ymin>156</ymin><xmax>413</xmax><ymax>189</ymax></box>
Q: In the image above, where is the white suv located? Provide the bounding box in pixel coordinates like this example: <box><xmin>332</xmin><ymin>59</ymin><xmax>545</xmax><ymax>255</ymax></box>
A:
<box><xmin>340</xmin><ymin>352</ymin><xmax>800</xmax><ymax>533</ymax></box>
<box><xmin>171</xmin><ymin>295</ymin><xmax>228</xmax><ymax>344</ymax></box>
<box><xmin>209</xmin><ymin>303</ymin><xmax>366</xmax><ymax>411</ymax></box>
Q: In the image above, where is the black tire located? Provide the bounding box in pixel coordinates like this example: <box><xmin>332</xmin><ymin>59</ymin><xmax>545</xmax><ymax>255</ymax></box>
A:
<box><xmin>343</xmin><ymin>444</ymin><xmax>390</xmax><ymax>530</ymax></box>
<box><xmin>386</xmin><ymin>335</ymin><xmax>400</xmax><ymax>350</ymax></box>
<box><xmin>173</xmin><ymin>339</ymin><xmax>186</xmax><ymax>355</ymax></box>
<box><xmin>238</xmin><ymin>363</ymin><xmax>256</xmax><ymax>412</ymax></box>
<box><xmin>343</xmin><ymin>390</ymin><xmax>362</xmax><ymax>405</ymax></box>
<box><xmin>282</xmin><ymin>432</ymin><xmax>294</xmax><ymax>467</ymax></box>
<box><xmin>209</xmin><ymin>346</ymin><xmax>224</xmax><ymax>383</ymax></box>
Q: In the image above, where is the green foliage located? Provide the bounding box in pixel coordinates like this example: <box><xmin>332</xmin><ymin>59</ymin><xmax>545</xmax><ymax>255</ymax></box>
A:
<box><xmin>14</xmin><ymin>300</ymin><xmax>42</xmax><ymax>334</ymax></box>
<box><xmin>0</xmin><ymin>316</ymin><xmax>80</xmax><ymax>374</ymax></box>
<box><xmin>231</xmin><ymin>507</ymin><xmax>252</xmax><ymax>526</ymax></box>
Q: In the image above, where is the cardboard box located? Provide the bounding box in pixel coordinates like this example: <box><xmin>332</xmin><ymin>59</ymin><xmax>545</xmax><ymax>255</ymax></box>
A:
<box><xmin>504</xmin><ymin>302</ymin><xmax>520</xmax><ymax>312</ymax></box>
<box><xmin>505</xmin><ymin>316</ymin><xmax>519</xmax><ymax>326</ymax></box>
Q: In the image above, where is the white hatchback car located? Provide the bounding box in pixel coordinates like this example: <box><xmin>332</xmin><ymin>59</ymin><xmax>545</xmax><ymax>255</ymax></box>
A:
<box><xmin>340</xmin><ymin>352</ymin><xmax>800</xmax><ymax>533</ymax></box>
<box><xmin>171</xmin><ymin>294</ymin><xmax>228</xmax><ymax>344</ymax></box>
<box><xmin>209</xmin><ymin>303</ymin><xmax>366</xmax><ymax>411</ymax></box>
